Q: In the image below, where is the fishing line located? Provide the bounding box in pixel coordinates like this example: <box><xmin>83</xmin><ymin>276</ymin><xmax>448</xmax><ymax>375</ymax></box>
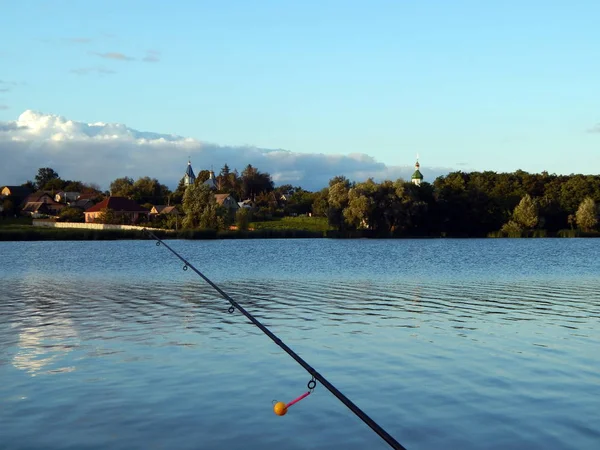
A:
<box><xmin>144</xmin><ymin>229</ymin><xmax>407</xmax><ymax>450</ymax></box>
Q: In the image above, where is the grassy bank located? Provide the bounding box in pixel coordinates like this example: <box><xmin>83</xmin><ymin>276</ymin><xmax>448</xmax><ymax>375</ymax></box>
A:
<box><xmin>249</xmin><ymin>216</ymin><xmax>331</xmax><ymax>233</ymax></box>
<box><xmin>0</xmin><ymin>223</ymin><xmax>324</xmax><ymax>241</ymax></box>
<box><xmin>487</xmin><ymin>229</ymin><xmax>600</xmax><ymax>238</ymax></box>
<box><xmin>2</xmin><ymin>218</ymin><xmax>598</xmax><ymax>241</ymax></box>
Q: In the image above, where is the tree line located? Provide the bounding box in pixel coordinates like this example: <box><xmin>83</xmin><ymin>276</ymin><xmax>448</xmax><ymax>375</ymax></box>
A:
<box><xmin>3</xmin><ymin>166</ymin><xmax>599</xmax><ymax>235</ymax></box>
<box><xmin>321</xmin><ymin>170</ymin><xmax>599</xmax><ymax>236</ymax></box>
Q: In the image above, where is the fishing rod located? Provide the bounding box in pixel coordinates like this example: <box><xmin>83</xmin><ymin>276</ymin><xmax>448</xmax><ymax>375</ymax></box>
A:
<box><xmin>143</xmin><ymin>229</ymin><xmax>407</xmax><ymax>450</ymax></box>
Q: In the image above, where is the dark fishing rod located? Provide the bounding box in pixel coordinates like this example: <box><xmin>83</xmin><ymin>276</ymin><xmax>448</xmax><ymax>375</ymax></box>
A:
<box><xmin>144</xmin><ymin>229</ymin><xmax>407</xmax><ymax>450</ymax></box>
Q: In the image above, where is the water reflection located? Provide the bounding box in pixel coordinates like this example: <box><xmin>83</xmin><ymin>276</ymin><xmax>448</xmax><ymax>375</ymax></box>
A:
<box><xmin>13</xmin><ymin>316</ymin><xmax>78</xmax><ymax>376</ymax></box>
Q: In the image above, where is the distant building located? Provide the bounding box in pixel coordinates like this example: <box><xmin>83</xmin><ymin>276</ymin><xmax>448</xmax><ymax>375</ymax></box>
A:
<box><xmin>203</xmin><ymin>170</ymin><xmax>217</xmax><ymax>190</ymax></box>
<box><xmin>411</xmin><ymin>159</ymin><xmax>423</xmax><ymax>186</ymax></box>
<box><xmin>150</xmin><ymin>205</ymin><xmax>181</xmax><ymax>216</ymax></box>
<box><xmin>21</xmin><ymin>202</ymin><xmax>63</xmax><ymax>218</ymax></box>
<box><xmin>84</xmin><ymin>196</ymin><xmax>149</xmax><ymax>223</ymax></box>
<box><xmin>55</xmin><ymin>191</ymin><xmax>80</xmax><ymax>204</ymax></box>
<box><xmin>214</xmin><ymin>194</ymin><xmax>239</xmax><ymax>212</ymax></box>
<box><xmin>237</xmin><ymin>200</ymin><xmax>252</xmax><ymax>210</ymax></box>
<box><xmin>184</xmin><ymin>160</ymin><xmax>196</xmax><ymax>186</ymax></box>
<box><xmin>20</xmin><ymin>192</ymin><xmax>64</xmax><ymax>216</ymax></box>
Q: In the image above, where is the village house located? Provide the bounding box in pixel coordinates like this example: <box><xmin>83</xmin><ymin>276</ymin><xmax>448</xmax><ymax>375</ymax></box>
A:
<box><xmin>54</xmin><ymin>191</ymin><xmax>81</xmax><ymax>204</ymax></box>
<box><xmin>215</xmin><ymin>194</ymin><xmax>239</xmax><ymax>213</ymax></box>
<box><xmin>21</xmin><ymin>202</ymin><xmax>57</xmax><ymax>218</ymax></box>
<box><xmin>150</xmin><ymin>205</ymin><xmax>181</xmax><ymax>216</ymax></box>
<box><xmin>84</xmin><ymin>197</ymin><xmax>149</xmax><ymax>224</ymax></box>
<box><xmin>20</xmin><ymin>192</ymin><xmax>65</xmax><ymax>217</ymax></box>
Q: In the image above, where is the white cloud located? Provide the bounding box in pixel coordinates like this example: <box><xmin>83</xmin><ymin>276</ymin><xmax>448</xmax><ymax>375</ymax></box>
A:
<box><xmin>0</xmin><ymin>110</ymin><xmax>452</xmax><ymax>190</ymax></box>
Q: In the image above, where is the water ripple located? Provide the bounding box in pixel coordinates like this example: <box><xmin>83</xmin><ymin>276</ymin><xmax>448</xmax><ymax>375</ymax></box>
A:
<box><xmin>0</xmin><ymin>239</ymin><xmax>599</xmax><ymax>449</ymax></box>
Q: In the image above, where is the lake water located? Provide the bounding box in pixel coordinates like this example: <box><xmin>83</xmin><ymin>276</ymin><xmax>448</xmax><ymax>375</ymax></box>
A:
<box><xmin>0</xmin><ymin>238</ymin><xmax>599</xmax><ymax>450</ymax></box>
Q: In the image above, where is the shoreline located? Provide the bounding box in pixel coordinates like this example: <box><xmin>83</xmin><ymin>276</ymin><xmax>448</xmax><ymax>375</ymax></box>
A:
<box><xmin>0</xmin><ymin>226</ymin><xmax>598</xmax><ymax>241</ymax></box>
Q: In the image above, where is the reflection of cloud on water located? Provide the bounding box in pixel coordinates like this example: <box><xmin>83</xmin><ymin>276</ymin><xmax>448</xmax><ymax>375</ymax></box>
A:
<box><xmin>12</xmin><ymin>316</ymin><xmax>78</xmax><ymax>376</ymax></box>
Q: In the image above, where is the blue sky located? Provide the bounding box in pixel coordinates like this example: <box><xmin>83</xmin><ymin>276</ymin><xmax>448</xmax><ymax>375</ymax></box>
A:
<box><xmin>1</xmin><ymin>0</ymin><xmax>599</xmax><ymax>185</ymax></box>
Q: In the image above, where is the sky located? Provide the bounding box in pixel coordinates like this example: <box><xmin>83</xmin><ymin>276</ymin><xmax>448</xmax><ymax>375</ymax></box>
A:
<box><xmin>1</xmin><ymin>0</ymin><xmax>599</xmax><ymax>190</ymax></box>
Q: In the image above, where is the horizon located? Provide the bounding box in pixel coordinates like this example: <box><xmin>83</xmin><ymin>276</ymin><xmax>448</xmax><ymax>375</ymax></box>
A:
<box><xmin>1</xmin><ymin>1</ymin><xmax>599</xmax><ymax>190</ymax></box>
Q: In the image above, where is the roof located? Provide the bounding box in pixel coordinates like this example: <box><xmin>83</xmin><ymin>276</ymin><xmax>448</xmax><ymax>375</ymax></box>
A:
<box><xmin>411</xmin><ymin>170</ymin><xmax>423</xmax><ymax>180</ymax></box>
<box><xmin>215</xmin><ymin>194</ymin><xmax>239</xmax><ymax>209</ymax></box>
<box><xmin>152</xmin><ymin>205</ymin><xmax>169</xmax><ymax>213</ymax></box>
<box><xmin>151</xmin><ymin>205</ymin><xmax>180</xmax><ymax>214</ymax></box>
<box><xmin>214</xmin><ymin>194</ymin><xmax>231</xmax><ymax>205</ymax></box>
<box><xmin>71</xmin><ymin>199</ymin><xmax>94</xmax><ymax>209</ymax></box>
<box><xmin>162</xmin><ymin>206</ymin><xmax>180</xmax><ymax>215</ymax></box>
<box><xmin>23</xmin><ymin>191</ymin><xmax>53</xmax><ymax>202</ymax></box>
<box><xmin>185</xmin><ymin>161</ymin><xmax>196</xmax><ymax>179</ymax></box>
<box><xmin>77</xmin><ymin>193</ymin><xmax>98</xmax><ymax>200</ymax></box>
<box><xmin>22</xmin><ymin>202</ymin><xmax>47</xmax><ymax>213</ymax></box>
<box><xmin>1</xmin><ymin>186</ymin><xmax>33</xmax><ymax>198</ymax></box>
<box><xmin>203</xmin><ymin>177</ymin><xmax>217</xmax><ymax>189</ymax></box>
<box><xmin>85</xmin><ymin>196</ymin><xmax>149</xmax><ymax>213</ymax></box>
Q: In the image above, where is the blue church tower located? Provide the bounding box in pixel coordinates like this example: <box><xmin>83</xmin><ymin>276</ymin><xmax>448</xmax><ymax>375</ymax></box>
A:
<box><xmin>184</xmin><ymin>160</ymin><xmax>196</xmax><ymax>186</ymax></box>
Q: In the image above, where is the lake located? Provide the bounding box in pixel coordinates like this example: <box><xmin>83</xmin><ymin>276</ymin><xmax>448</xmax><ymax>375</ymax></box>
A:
<box><xmin>0</xmin><ymin>238</ymin><xmax>599</xmax><ymax>449</ymax></box>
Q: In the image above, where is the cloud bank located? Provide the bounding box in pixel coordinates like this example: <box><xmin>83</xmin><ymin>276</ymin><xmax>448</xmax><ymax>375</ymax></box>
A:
<box><xmin>0</xmin><ymin>110</ymin><xmax>451</xmax><ymax>191</ymax></box>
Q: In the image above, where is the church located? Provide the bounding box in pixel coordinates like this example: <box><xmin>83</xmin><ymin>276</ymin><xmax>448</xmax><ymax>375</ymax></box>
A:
<box><xmin>411</xmin><ymin>158</ymin><xmax>424</xmax><ymax>186</ymax></box>
<box><xmin>183</xmin><ymin>160</ymin><xmax>217</xmax><ymax>190</ymax></box>
<box><xmin>183</xmin><ymin>160</ymin><xmax>239</xmax><ymax>213</ymax></box>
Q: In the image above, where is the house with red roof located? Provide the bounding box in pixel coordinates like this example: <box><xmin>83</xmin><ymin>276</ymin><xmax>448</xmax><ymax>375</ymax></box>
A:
<box><xmin>84</xmin><ymin>197</ymin><xmax>149</xmax><ymax>224</ymax></box>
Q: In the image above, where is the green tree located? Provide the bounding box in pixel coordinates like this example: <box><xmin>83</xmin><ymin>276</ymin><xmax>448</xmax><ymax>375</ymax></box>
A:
<box><xmin>35</xmin><ymin>167</ymin><xmax>60</xmax><ymax>190</ymax></box>
<box><xmin>171</xmin><ymin>177</ymin><xmax>187</xmax><ymax>205</ymax></box>
<box><xmin>327</xmin><ymin>178</ymin><xmax>351</xmax><ymax>230</ymax></box>
<box><xmin>512</xmin><ymin>194</ymin><xmax>539</xmax><ymax>229</ymax></box>
<box><xmin>235</xmin><ymin>208</ymin><xmax>250</xmax><ymax>230</ymax></box>
<box><xmin>575</xmin><ymin>197</ymin><xmax>598</xmax><ymax>231</ymax></box>
<box><xmin>286</xmin><ymin>188</ymin><xmax>315</xmax><ymax>216</ymax></box>
<box><xmin>196</xmin><ymin>170</ymin><xmax>211</xmax><ymax>184</ymax></box>
<box><xmin>63</xmin><ymin>181</ymin><xmax>85</xmax><ymax>192</ymax></box>
<box><xmin>240</xmin><ymin>164</ymin><xmax>274</xmax><ymax>200</ymax></box>
<box><xmin>500</xmin><ymin>220</ymin><xmax>523</xmax><ymax>237</ymax></box>
<box><xmin>110</xmin><ymin>177</ymin><xmax>134</xmax><ymax>197</ymax></box>
<box><xmin>183</xmin><ymin>183</ymin><xmax>219</xmax><ymax>229</ymax></box>
<box><xmin>132</xmin><ymin>177</ymin><xmax>170</xmax><ymax>204</ymax></box>
<box><xmin>199</xmin><ymin>203</ymin><xmax>223</xmax><ymax>229</ymax></box>
<box><xmin>217</xmin><ymin>164</ymin><xmax>231</xmax><ymax>191</ymax></box>
<box><xmin>311</xmin><ymin>188</ymin><xmax>329</xmax><ymax>217</ymax></box>
<box><xmin>95</xmin><ymin>208</ymin><xmax>117</xmax><ymax>224</ymax></box>
<box><xmin>343</xmin><ymin>179</ymin><xmax>380</xmax><ymax>229</ymax></box>
<box><xmin>43</xmin><ymin>178</ymin><xmax>65</xmax><ymax>192</ymax></box>
<box><xmin>57</xmin><ymin>207</ymin><xmax>85</xmax><ymax>222</ymax></box>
